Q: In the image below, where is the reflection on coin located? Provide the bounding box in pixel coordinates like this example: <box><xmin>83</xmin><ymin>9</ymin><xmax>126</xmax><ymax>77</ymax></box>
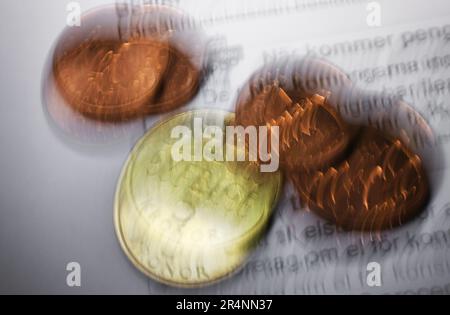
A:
<box><xmin>114</xmin><ymin>110</ymin><xmax>282</xmax><ymax>287</ymax></box>
<box><xmin>290</xmin><ymin>127</ymin><xmax>429</xmax><ymax>231</ymax></box>
<box><xmin>236</xmin><ymin>83</ymin><xmax>354</xmax><ymax>171</ymax></box>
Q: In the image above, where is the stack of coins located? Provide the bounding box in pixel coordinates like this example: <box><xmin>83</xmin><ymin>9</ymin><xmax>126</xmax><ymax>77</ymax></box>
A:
<box><xmin>51</xmin><ymin>5</ymin><xmax>201</xmax><ymax>121</ymax></box>
<box><xmin>235</xmin><ymin>58</ymin><xmax>432</xmax><ymax>231</ymax></box>
<box><xmin>114</xmin><ymin>110</ymin><xmax>282</xmax><ymax>287</ymax></box>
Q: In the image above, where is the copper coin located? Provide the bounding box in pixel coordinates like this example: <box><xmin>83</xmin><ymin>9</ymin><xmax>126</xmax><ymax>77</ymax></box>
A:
<box><xmin>52</xmin><ymin>5</ymin><xmax>172</xmax><ymax>121</ymax></box>
<box><xmin>235</xmin><ymin>83</ymin><xmax>354</xmax><ymax>171</ymax></box>
<box><xmin>51</xmin><ymin>4</ymin><xmax>202</xmax><ymax>121</ymax></box>
<box><xmin>144</xmin><ymin>45</ymin><xmax>200</xmax><ymax>114</ymax></box>
<box><xmin>54</xmin><ymin>38</ymin><xmax>170</xmax><ymax>121</ymax></box>
<box><xmin>290</xmin><ymin>127</ymin><xmax>429</xmax><ymax>231</ymax></box>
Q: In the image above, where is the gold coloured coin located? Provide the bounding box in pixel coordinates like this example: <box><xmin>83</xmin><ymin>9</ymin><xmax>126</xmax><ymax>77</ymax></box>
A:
<box><xmin>114</xmin><ymin>110</ymin><xmax>282</xmax><ymax>287</ymax></box>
